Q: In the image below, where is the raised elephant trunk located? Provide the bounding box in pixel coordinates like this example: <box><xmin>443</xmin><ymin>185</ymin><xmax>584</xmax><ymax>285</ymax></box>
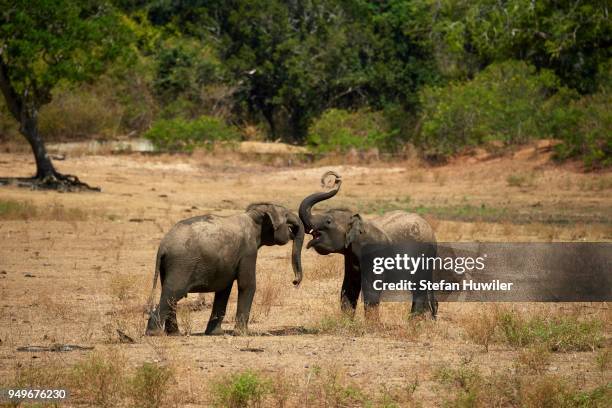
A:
<box><xmin>287</xmin><ymin>212</ymin><xmax>304</xmax><ymax>286</ymax></box>
<box><xmin>298</xmin><ymin>171</ymin><xmax>342</xmax><ymax>232</ymax></box>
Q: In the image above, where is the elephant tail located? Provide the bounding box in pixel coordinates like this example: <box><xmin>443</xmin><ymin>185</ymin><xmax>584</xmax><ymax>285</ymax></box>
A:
<box><xmin>146</xmin><ymin>248</ymin><xmax>164</xmax><ymax>315</ymax></box>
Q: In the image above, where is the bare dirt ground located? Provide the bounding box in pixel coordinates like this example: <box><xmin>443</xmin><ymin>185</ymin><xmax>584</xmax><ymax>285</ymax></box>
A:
<box><xmin>0</xmin><ymin>147</ymin><xmax>610</xmax><ymax>407</ymax></box>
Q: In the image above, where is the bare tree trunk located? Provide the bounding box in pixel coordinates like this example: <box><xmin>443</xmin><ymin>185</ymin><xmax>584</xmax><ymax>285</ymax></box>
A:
<box><xmin>20</xmin><ymin>110</ymin><xmax>56</xmax><ymax>179</ymax></box>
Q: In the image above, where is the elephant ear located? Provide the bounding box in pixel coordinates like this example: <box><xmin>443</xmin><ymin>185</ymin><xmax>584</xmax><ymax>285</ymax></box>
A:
<box><xmin>262</xmin><ymin>205</ymin><xmax>284</xmax><ymax>230</ymax></box>
<box><xmin>345</xmin><ymin>214</ymin><xmax>364</xmax><ymax>248</ymax></box>
<box><xmin>247</xmin><ymin>203</ymin><xmax>285</xmax><ymax>230</ymax></box>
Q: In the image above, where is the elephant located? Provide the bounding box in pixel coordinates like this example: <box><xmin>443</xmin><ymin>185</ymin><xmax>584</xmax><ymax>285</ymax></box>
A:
<box><xmin>298</xmin><ymin>171</ymin><xmax>437</xmax><ymax>318</ymax></box>
<box><xmin>145</xmin><ymin>203</ymin><xmax>304</xmax><ymax>336</ymax></box>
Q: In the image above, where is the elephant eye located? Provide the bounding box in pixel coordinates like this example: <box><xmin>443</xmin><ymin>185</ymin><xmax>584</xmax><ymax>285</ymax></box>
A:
<box><xmin>326</xmin><ymin>218</ymin><xmax>332</xmax><ymax>225</ymax></box>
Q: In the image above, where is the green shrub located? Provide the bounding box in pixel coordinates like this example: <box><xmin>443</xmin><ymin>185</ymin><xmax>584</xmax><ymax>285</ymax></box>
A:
<box><xmin>498</xmin><ymin>311</ymin><xmax>604</xmax><ymax>352</ymax></box>
<box><xmin>552</xmin><ymin>90</ymin><xmax>611</xmax><ymax>168</ymax></box>
<box><xmin>417</xmin><ymin>60</ymin><xmax>569</xmax><ymax>160</ymax></box>
<box><xmin>144</xmin><ymin>115</ymin><xmax>241</xmax><ymax>152</ymax></box>
<box><xmin>211</xmin><ymin>371</ymin><xmax>272</xmax><ymax>408</ymax></box>
<box><xmin>127</xmin><ymin>363</ymin><xmax>174</xmax><ymax>408</ymax></box>
<box><xmin>71</xmin><ymin>353</ymin><xmax>125</xmax><ymax>408</ymax></box>
<box><xmin>306</xmin><ymin>109</ymin><xmax>398</xmax><ymax>153</ymax></box>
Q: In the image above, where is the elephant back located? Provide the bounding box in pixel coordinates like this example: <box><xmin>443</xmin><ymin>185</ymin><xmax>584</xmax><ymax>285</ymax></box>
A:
<box><xmin>372</xmin><ymin>211</ymin><xmax>435</xmax><ymax>243</ymax></box>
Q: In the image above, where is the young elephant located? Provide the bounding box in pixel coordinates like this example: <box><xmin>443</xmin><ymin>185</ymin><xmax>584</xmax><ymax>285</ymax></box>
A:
<box><xmin>145</xmin><ymin>203</ymin><xmax>304</xmax><ymax>336</ymax></box>
<box><xmin>299</xmin><ymin>171</ymin><xmax>437</xmax><ymax>318</ymax></box>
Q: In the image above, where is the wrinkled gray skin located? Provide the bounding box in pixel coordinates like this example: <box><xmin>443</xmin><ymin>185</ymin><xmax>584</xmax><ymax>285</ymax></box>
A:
<box><xmin>146</xmin><ymin>203</ymin><xmax>304</xmax><ymax>336</ymax></box>
<box><xmin>299</xmin><ymin>171</ymin><xmax>437</xmax><ymax>318</ymax></box>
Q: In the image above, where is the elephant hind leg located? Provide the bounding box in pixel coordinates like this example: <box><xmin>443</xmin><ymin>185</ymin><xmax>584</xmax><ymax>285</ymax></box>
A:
<box><xmin>146</xmin><ymin>305</ymin><xmax>163</xmax><ymax>336</ymax></box>
<box><xmin>164</xmin><ymin>298</ymin><xmax>180</xmax><ymax>335</ymax></box>
<box><xmin>145</xmin><ymin>288</ymin><xmax>185</xmax><ymax>336</ymax></box>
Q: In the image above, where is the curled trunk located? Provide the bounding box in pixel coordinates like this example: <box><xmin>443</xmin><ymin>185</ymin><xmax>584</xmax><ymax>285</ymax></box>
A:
<box><xmin>298</xmin><ymin>171</ymin><xmax>342</xmax><ymax>231</ymax></box>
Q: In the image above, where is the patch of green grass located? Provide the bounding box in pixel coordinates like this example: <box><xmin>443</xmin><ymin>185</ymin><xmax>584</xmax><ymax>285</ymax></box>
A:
<box><xmin>434</xmin><ymin>364</ymin><xmax>482</xmax><ymax>391</ymax></box>
<box><xmin>314</xmin><ymin>314</ymin><xmax>368</xmax><ymax>337</ymax></box>
<box><xmin>211</xmin><ymin>370</ymin><xmax>272</xmax><ymax>408</ymax></box>
<box><xmin>498</xmin><ymin>311</ymin><xmax>604</xmax><ymax>352</ymax></box>
<box><xmin>413</xmin><ymin>203</ymin><xmax>508</xmax><ymax>223</ymax></box>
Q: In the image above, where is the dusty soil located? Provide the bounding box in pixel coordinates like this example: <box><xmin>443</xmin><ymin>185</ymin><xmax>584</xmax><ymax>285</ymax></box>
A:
<box><xmin>0</xmin><ymin>148</ymin><xmax>610</xmax><ymax>406</ymax></box>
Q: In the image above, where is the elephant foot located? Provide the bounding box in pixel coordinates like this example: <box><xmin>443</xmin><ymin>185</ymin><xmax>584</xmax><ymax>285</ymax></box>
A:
<box><xmin>145</xmin><ymin>327</ymin><xmax>164</xmax><ymax>336</ymax></box>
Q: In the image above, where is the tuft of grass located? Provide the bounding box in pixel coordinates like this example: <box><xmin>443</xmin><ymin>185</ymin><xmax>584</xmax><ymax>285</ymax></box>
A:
<box><xmin>317</xmin><ymin>368</ymin><xmax>366</xmax><ymax>407</ymax></box>
<box><xmin>434</xmin><ymin>363</ymin><xmax>482</xmax><ymax>391</ymax></box>
<box><xmin>520</xmin><ymin>377</ymin><xmax>611</xmax><ymax>408</ymax></box>
<box><xmin>303</xmin><ymin>365</ymin><xmax>368</xmax><ymax>407</ymax></box>
<box><xmin>127</xmin><ymin>362</ymin><xmax>174</xmax><ymax>408</ymax></box>
<box><xmin>176</xmin><ymin>304</ymin><xmax>193</xmax><ymax>335</ymax></box>
<box><xmin>254</xmin><ymin>275</ymin><xmax>282</xmax><ymax>318</ymax></box>
<box><xmin>211</xmin><ymin>370</ymin><xmax>272</xmax><ymax>408</ymax></box>
<box><xmin>516</xmin><ymin>344</ymin><xmax>552</xmax><ymax>374</ymax></box>
<box><xmin>433</xmin><ymin>361</ymin><xmax>611</xmax><ymax>408</ymax></box>
<box><xmin>71</xmin><ymin>351</ymin><xmax>126</xmax><ymax>408</ymax></box>
<box><xmin>595</xmin><ymin>349</ymin><xmax>610</xmax><ymax>373</ymax></box>
<box><xmin>497</xmin><ymin>311</ymin><xmax>604</xmax><ymax>352</ymax></box>
<box><xmin>315</xmin><ymin>314</ymin><xmax>368</xmax><ymax>337</ymax></box>
<box><xmin>461</xmin><ymin>309</ymin><xmax>498</xmax><ymax>352</ymax></box>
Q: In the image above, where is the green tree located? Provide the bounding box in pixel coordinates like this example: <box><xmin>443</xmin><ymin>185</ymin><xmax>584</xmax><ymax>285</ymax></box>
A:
<box><xmin>0</xmin><ymin>0</ymin><xmax>130</xmax><ymax>190</ymax></box>
<box><xmin>422</xmin><ymin>0</ymin><xmax>611</xmax><ymax>92</ymax></box>
<box><xmin>144</xmin><ymin>0</ymin><xmax>437</xmax><ymax>142</ymax></box>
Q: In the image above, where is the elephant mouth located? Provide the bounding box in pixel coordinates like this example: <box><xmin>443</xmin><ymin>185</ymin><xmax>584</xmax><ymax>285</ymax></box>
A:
<box><xmin>307</xmin><ymin>230</ymin><xmax>322</xmax><ymax>249</ymax></box>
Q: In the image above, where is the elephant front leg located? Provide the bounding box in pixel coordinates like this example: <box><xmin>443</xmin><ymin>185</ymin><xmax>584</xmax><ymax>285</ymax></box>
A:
<box><xmin>234</xmin><ymin>256</ymin><xmax>257</xmax><ymax>335</ymax></box>
<box><xmin>205</xmin><ymin>285</ymin><xmax>232</xmax><ymax>335</ymax></box>
<box><xmin>340</xmin><ymin>255</ymin><xmax>361</xmax><ymax>316</ymax></box>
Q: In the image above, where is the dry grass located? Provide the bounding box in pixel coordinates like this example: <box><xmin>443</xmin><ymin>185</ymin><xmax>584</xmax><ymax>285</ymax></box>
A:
<box><xmin>515</xmin><ymin>344</ymin><xmax>552</xmax><ymax>374</ymax></box>
<box><xmin>433</xmin><ymin>361</ymin><xmax>611</xmax><ymax>408</ymax></box>
<box><xmin>71</xmin><ymin>350</ymin><xmax>127</xmax><ymax>407</ymax></box>
<box><xmin>506</xmin><ymin>171</ymin><xmax>538</xmax><ymax>188</ymax></box>
<box><xmin>307</xmin><ymin>255</ymin><xmax>343</xmax><ymax>280</ymax></box>
<box><xmin>0</xmin><ymin>199</ymin><xmax>88</xmax><ymax>221</ymax></box>
<box><xmin>208</xmin><ymin>365</ymin><xmax>421</xmax><ymax>407</ymax></box>
<box><xmin>461</xmin><ymin>307</ymin><xmax>499</xmax><ymax>352</ymax></box>
<box><xmin>108</xmin><ymin>274</ymin><xmax>138</xmax><ymax>302</ymax></box>
<box><xmin>459</xmin><ymin>305</ymin><xmax>606</xmax><ymax>352</ymax></box>
<box><xmin>1</xmin><ymin>151</ymin><xmax>610</xmax><ymax>407</ymax></box>
<box><xmin>6</xmin><ymin>350</ymin><xmax>177</xmax><ymax>408</ymax></box>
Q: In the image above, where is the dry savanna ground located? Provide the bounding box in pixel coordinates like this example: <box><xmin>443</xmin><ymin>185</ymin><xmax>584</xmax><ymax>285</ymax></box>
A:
<box><xmin>0</xmin><ymin>145</ymin><xmax>610</xmax><ymax>407</ymax></box>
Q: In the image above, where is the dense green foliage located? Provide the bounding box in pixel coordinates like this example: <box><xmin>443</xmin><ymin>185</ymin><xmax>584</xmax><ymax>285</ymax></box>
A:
<box><xmin>307</xmin><ymin>109</ymin><xmax>397</xmax><ymax>153</ymax></box>
<box><xmin>144</xmin><ymin>116</ymin><xmax>240</xmax><ymax>152</ymax></box>
<box><xmin>0</xmin><ymin>0</ymin><xmax>609</xmax><ymax>167</ymax></box>
<box><xmin>0</xmin><ymin>0</ymin><xmax>130</xmax><ymax>111</ymax></box>
<box><xmin>418</xmin><ymin>61</ymin><xmax>571</xmax><ymax>158</ymax></box>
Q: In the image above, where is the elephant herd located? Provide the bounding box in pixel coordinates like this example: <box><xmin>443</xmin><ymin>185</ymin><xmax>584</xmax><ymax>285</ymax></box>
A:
<box><xmin>146</xmin><ymin>171</ymin><xmax>437</xmax><ymax>336</ymax></box>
